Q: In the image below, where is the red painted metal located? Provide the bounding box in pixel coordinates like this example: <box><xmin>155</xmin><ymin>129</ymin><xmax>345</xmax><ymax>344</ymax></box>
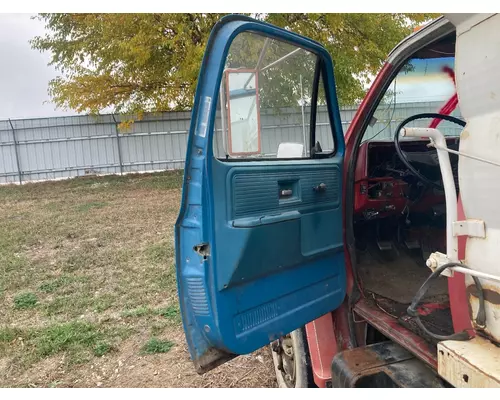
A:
<box><xmin>417</xmin><ymin>302</ymin><xmax>450</xmax><ymax>316</ymax></box>
<box><xmin>354</xmin><ymin>140</ymin><xmax>369</xmax><ymax>181</ymax></box>
<box><xmin>354</xmin><ymin>298</ymin><xmax>438</xmax><ymax>369</ymax></box>
<box><xmin>332</xmin><ymin>302</ymin><xmax>356</xmax><ymax>351</ymax></box>
<box><xmin>447</xmin><ymin>195</ymin><xmax>474</xmax><ymax>334</ymax></box>
<box><xmin>429</xmin><ymin>66</ymin><xmax>458</xmax><ymax>129</ymax></box>
<box><xmin>344</xmin><ymin>63</ymin><xmax>394</xmax><ymax>150</ymax></box>
<box><xmin>343</xmin><ymin>61</ymin><xmax>395</xmax><ymax>290</ymax></box>
<box><xmin>305</xmin><ymin>313</ymin><xmax>338</xmax><ymax>388</ymax></box>
<box><xmin>353</xmin><ymin>138</ymin><xmax>459</xmax><ymax>219</ymax></box>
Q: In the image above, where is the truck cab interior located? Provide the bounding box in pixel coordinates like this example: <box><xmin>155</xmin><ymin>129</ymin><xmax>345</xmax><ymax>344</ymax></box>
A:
<box><xmin>349</xmin><ymin>31</ymin><xmax>462</xmax><ymax>346</ymax></box>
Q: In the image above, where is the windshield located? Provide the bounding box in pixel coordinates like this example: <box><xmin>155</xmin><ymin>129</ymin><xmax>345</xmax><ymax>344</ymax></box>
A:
<box><xmin>361</xmin><ymin>56</ymin><xmax>462</xmax><ymax>144</ymax></box>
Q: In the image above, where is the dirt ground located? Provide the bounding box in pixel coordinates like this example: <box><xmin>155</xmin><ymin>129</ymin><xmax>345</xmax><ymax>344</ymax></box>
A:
<box><xmin>0</xmin><ymin>171</ymin><xmax>277</xmax><ymax>388</ymax></box>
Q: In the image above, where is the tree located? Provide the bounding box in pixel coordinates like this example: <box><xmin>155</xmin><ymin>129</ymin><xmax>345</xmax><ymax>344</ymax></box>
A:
<box><xmin>31</xmin><ymin>13</ymin><xmax>438</xmax><ymax>117</ymax></box>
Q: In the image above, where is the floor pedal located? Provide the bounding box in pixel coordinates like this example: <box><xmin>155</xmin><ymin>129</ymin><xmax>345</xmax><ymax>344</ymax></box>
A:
<box><xmin>376</xmin><ymin>241</ymin><xmax>393</xmax><ymax>251</ymax></box>
<box><xmin>404</xmin><ymin>240</ymin><xmax>421</xmax><ymax>250</ymax></box>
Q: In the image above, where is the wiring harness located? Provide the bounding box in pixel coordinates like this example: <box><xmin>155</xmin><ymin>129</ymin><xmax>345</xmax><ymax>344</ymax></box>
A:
<box><xmin>407</xmin><ymin>262</ymin><xmax>486</xmax><ymax>341</ymax></box>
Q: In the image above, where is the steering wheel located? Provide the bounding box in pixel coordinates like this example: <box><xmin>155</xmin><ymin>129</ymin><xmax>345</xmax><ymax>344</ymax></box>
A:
<box><xmin>394</xmin><ymin>113</ymin><xmax>466</xmax><ymax>190</ymax></box>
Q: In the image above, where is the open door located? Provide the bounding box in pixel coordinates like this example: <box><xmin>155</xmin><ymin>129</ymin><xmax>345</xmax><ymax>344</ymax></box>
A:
<box><xmin>175</xmin><ymin>15</ymin><xmax>346</xmax><ymax>373</ymax></box>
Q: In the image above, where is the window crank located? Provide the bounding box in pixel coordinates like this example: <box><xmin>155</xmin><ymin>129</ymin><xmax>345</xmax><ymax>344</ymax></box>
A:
<box><xmin>313</xmin><ymin>183</ymin><xmax>327</xmax><ymax>193</ymax></box>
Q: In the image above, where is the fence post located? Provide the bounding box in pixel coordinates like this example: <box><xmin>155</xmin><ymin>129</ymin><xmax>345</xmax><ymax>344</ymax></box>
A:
<box><xmin>111</xmin><ymin>114</ymin><xmax>124</xmax><ymax>175</ymax></box>
<box><xmin>8</xmin><ymin>119</ymin><xmax>22</xmax><ymax>185</ymax></box>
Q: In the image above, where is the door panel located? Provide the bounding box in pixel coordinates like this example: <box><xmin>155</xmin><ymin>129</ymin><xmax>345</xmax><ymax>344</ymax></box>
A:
<box><xmin>175</xmin><ymin>15</ymin><xmax>346</xmax><ymax>373</ymax></box>
<box><xmin>213</xmin><ymin>158</ymin><xmax>344</xmax><ymax>291</ymax></box>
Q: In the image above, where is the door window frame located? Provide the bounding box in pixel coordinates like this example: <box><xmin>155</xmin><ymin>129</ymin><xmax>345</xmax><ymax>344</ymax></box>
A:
<box><xmin>206</xmin><ymin>25</ymin><xmax>344</xmax><ymax>163</ymax></box>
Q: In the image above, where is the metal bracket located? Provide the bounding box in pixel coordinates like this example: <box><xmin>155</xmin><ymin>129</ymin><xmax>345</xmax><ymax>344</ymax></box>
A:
<box><xmin>426</xmin><ymin>252</ymin><xmax>454</xmax><ymax>277</ymax></box>
<box><xmin>452</xmin><ymin>219</ymin><xmax>486</xmax><ymax>238</ymax></box>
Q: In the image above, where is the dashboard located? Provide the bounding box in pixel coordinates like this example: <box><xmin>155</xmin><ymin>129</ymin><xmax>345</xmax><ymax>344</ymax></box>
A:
<box><xmin>354</xmin><ymin>138</ymin><xmax>460</xmax><ymax>220</ymax></box>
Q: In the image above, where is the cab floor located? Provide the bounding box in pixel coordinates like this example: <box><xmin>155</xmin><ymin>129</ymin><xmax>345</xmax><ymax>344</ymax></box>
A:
<box><xmin>356</xmin><ymin>242</ymin><xmax>449</xmax><ymax>304</ymax></box>
<box><xmin>362</xmin><ymin>292</ymin><xmax>455</xmax><ymax>346</ymax></box>
<box><xmin>356</xmin><ymin>243</ymin><xmax>454</xmax><ymax>342</ymax></box>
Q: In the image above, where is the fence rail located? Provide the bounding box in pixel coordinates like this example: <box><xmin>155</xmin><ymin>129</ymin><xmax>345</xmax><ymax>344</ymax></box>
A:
<box><xmin>0</xmin><ymin>101</ymin><xmax>462</xmax><ymax>185</ymax></box>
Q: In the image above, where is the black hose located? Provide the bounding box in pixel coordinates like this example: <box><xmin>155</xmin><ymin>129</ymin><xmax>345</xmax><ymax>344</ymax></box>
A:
<box><xmin>407</xmin><ymin>262</ymin><xmax>486</xmax><ymax>341</ymax></box>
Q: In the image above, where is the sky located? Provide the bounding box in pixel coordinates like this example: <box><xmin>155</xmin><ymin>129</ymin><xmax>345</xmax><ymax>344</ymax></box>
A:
<box><xmin>0</xmin><ymin>13</ymin><xmax>78</xmax><ymax>120</ymax></box>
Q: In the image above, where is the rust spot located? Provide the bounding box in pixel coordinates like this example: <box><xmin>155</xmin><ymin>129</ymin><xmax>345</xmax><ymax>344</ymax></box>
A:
<box><xmin>341</xmin><ymin>347</ymin><xmax>380</xmax><ymax>370</ymax></box>
<box><xmin>441</xmin><ymin>340</ymin><xmax>500</xmax><ymax>382</ymax></box>
<box><xmin>467</xmin><ymin>284</ymin><xmax>500</xmax><ymax>305</ymax></box>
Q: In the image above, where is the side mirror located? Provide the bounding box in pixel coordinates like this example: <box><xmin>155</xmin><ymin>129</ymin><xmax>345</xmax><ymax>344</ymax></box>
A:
<box><xmin>224</xmin><ymin>70</ymin><xmax>261</xmax><ymax>155</ymax></box>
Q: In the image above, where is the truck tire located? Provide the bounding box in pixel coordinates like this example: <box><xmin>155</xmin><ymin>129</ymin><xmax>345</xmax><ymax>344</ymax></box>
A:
<box><xmin>270</xmin><ymin>327</ymin><xmax>316</xmax><ymax>388</ymax></box>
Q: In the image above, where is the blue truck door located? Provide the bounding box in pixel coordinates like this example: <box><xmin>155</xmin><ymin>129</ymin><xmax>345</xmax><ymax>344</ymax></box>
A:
<box><xmin>175</xmin><ymin>15</ymin><xmax>346</xmax><ymax>373</ymax></box>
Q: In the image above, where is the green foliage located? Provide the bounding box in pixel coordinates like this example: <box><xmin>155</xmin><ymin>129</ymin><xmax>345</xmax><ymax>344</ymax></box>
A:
<box><xmin>31</xmin><ymin>13</ymin><xmax>438</xmax><ymax>117</ymax></box>
<box><xmin>157</xmin><ymin>305</ymin><xmax>181</xmax><ymax>323</ymax></box>
<box><xmin>14</xmin><ymin>292</ymin><xmax>38</xmax><ymax>309</ymax></box>
<box><xmin>34</xmin><ymin>321</ymin><xmax>102</xmax><ymax>357</ymax></box>
<box><xmin>145</xmin><ymin>242</ymin><xmax>172</xmax><ymax>265</ymax></box>
<box><xmin>76</xmin><ymin>201</ymin><xmax>108</xmax><ymax>212</ymax></box>
<box><xmin>120</xmin><ymin>304</ymin><xmax>180</xmax><ymax>323</ymax></box>
<box><xmin>93</xmin><ymin>342</ymin><xmax>113</xmax><ymax>356</ymax></box>
<box><xmin>121</xmin><ymin>306</ymin><xmax>150</xmax><ymax>318</ymax></box>
<box><xmin>0</xmin><ymin>327</ymin><xmax>21</xmax><ymax>342</ymax></box>
<box><xmin>38</xmin><ymin>275</ymin><xmax>79</xmax><ymax>293</ymax></box>
<box><xmin>142</xmin><ymin>337</ymin><xmax>174</xmax><ymax>354</ymax></box>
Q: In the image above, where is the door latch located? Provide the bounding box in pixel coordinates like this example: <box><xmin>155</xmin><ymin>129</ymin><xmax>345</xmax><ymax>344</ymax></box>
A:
<box><xmin>193</xmin><ymin>243</ymin><xmax>210</xmax><ymax>259</ymax></box>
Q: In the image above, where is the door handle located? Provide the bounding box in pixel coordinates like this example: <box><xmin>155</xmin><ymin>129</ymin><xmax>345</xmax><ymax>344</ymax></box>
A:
<box><xmin>279</xmin><ymin>189</ymin><xmax>293</xmax><ymax>198</ymax></box>
<box><xmin>313</xmin><ymin>183</ymin><xmax>327</xmax><ymax>193</ymax></box>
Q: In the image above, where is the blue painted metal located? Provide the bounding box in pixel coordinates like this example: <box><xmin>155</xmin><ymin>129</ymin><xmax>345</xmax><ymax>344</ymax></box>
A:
<box><xmin>175</xmin><ymin>14</ymin><xmax>347</xmax><ymax>372</ymax></box>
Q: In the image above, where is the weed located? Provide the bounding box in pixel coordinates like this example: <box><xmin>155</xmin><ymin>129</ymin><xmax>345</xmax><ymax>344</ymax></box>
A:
<box><xmin>150</xmin><ymin>323</ymin><xmax>167</xmax><ymax>336</ymax></box>
<box><xmin>38</xmin><ymin>276</ymin><xmax>77</xmax><ymax>293</ymax></box>
<box><xmin>76</xmin><ymin>202</ymin><xmax>108</xmax><ymax>212</ymax></box>
<box><xmin>44</xmin><ymin>295</ymin><xmax>92</xmax><ymax>317</ymax></box>
<box><xmin>93</xmin><ymin>295</ymin><xmax>115</xmax><ymax>313</ymax></box>
<box><xmin>0</xmin><ymin>327</ymin><xmax>21</xmax><ymax>342</ymax></box>
<box><xmin>121</xmin><ymin>306</ymin><xmax>150</xmax><ymax>318</ymax></box>
<box><xmin>13</xmin><ymin>292</ymin><xmax>38</xmax><ymax>309</ymax></box>
<box><xmin>145</xmin><ymin>243</ymin><xmax>172</xmax><ymax>265</ymax></box>
<box><xmin>93</xmin><ymin>342</ymin><xmax>113</xmax><ymax>357</ymax></box>
<box><xmin>156</xmin><ymin>305</ymin><xmax>181</xmax><ymax>323</ymax></box>
<box><xmin>34</xmin><ymin>321</ymin><xmax>102</xmax><ymax>358</ymax></box>
<box><xmin>142</xmin><ymin>338</ymin><xmax>174</xmax><ymax>354</ymax></box>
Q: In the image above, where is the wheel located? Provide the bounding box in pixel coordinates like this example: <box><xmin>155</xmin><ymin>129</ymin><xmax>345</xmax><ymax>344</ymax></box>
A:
<box><xmin>270</xmin><ymin>327</ymin><xmax>316</xmax><ymax>388</ymax></box>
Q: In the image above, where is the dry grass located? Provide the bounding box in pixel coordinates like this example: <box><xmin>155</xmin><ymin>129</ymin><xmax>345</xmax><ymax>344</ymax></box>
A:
<box><xmin>0</xmin><ymin>171</ymin><xmax>276</xmax><ymax>388</ymax></box>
